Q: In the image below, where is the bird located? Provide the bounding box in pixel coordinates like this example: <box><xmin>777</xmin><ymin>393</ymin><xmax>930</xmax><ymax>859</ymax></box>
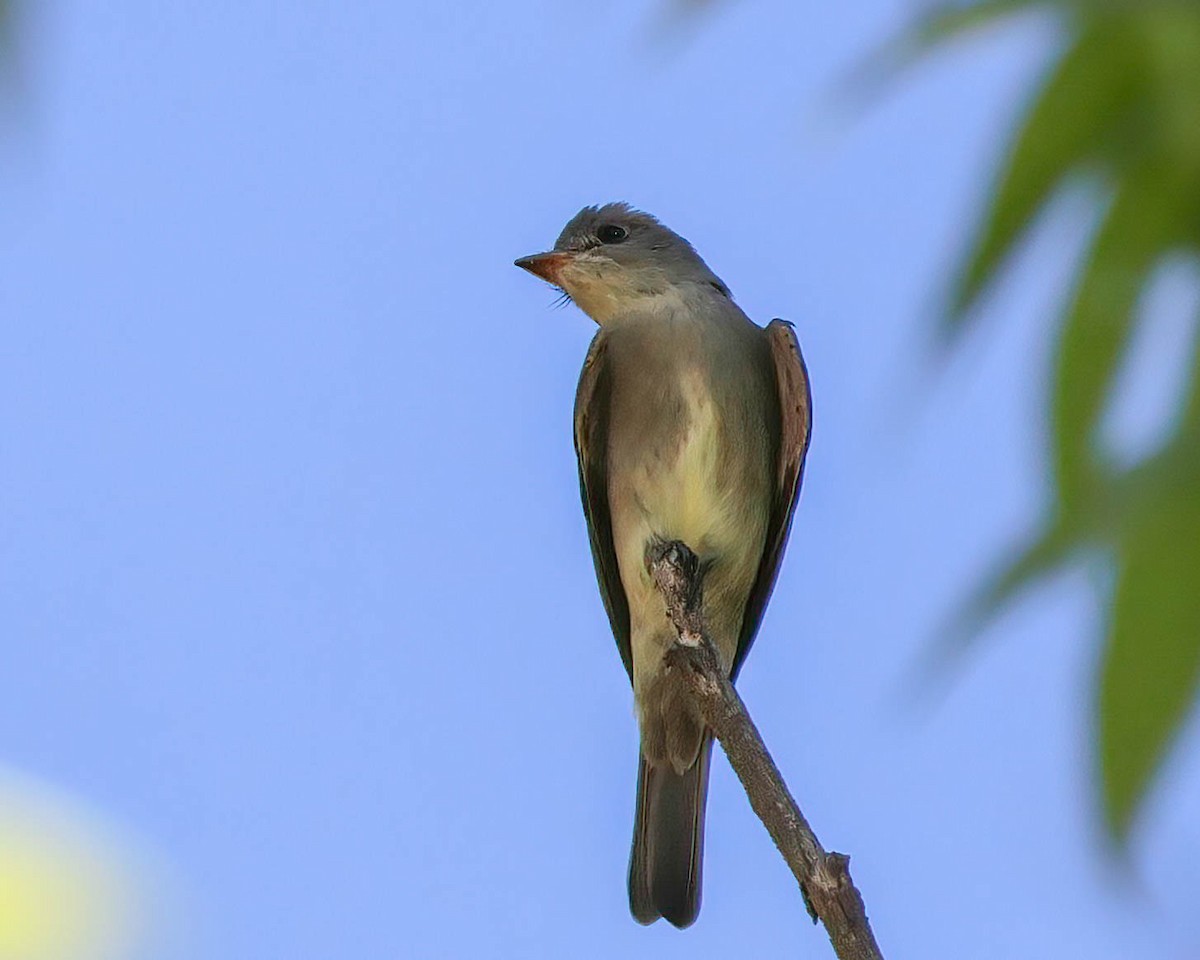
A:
<box><xmin>515</xmin><ymin>203</ymin><xmax>811</xmax><ymax>929</ymax></box>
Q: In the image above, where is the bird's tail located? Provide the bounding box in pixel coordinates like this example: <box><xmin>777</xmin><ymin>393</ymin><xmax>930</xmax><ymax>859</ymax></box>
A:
<box><xmin>627</xmin><ymin>734</ymin><xmax>713</xmax><ymax>928</ymax></box>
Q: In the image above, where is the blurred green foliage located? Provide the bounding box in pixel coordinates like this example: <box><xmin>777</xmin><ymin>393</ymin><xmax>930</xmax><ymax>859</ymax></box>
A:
<box><xmin>915</xmin><ymin>0</ymin><xmax>1200</xmax><ymax>841</ymax></box>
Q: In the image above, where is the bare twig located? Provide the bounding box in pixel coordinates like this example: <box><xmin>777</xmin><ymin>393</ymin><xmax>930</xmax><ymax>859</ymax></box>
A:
<box><xmin>647</xmin><ymin>540</ymin><xmax>884</xmax><ymax>960</ymax></box>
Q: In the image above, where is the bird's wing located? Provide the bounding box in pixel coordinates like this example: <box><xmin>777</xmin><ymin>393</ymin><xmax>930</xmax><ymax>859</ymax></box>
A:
<box><xmin>574</xmin><ymin>332</ymin><xmax>633</xmax><ymax>679</ymax></box>
<box><xmin>732</xmin><ymin>319</ymin><xmax>812</xmax><ymax>679</ymax></box>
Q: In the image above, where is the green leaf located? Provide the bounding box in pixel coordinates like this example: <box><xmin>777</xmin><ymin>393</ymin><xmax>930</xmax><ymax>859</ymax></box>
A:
<box><xmin>1099</xmin><ymin>477</ymin><xmax>1200</xmax><ymax>839</ymax></box>
<box><xmin>947</xmin><ymin>18</ymin><xmax>1142</xmax><ymax>332</ymax></box>
<box><xmin>1139</xmin><ymin>7</ymin><xmax>1200</xmax><ymax>170</ymax></box>
<box><xmin>839</xmin><ymin>0</ymin><xmax>1051</xmax><ymax>113</ymax></box>
<box><xmin>945</xmin><ymin>511</ymin><xmax>1078</xmax><ymax>649</ymax></box>
<box><xmin>881</xmin><ymin>0</ymin><xmax>1200</xmax><ymax>850</ymax></box>
<box><xmin>912</xmin><ymin>510</ymin><xmax>1084</xmax><ymax>697</ymax></box>
<box><xmin>1050</xmin><ymin>170</ymin><xmax>1182</xmax><ymax>509</ymax></box>
<box><xmin>912</xmin><ymin>0</ymin><xmax>1053</xmax><ymax>49</ymax></box>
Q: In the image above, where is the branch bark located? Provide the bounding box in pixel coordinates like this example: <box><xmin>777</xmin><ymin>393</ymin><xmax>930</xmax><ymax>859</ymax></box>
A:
<box><xmin>647</xmin><ymin>540</ymin><xmax>884</xmax><ymax>960</ymax></box>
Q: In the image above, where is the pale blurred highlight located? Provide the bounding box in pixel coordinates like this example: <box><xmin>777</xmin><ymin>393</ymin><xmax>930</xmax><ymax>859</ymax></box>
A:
<box><xmin>0</xmin><ymin>769</ymin><xmax>155</xmax><ymax>960</ymax></box>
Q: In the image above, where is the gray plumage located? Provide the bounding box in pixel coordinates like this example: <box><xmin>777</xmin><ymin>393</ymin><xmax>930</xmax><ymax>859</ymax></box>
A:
<box><xmin>516</xmin><ymin>203</ymin><xmax>812</xmax><ymax>929</ymax></box>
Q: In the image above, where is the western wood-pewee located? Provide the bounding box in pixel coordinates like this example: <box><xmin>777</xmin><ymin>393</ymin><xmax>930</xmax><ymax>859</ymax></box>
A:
<box><xmin>516</xmin><ymin>204</ymin><xmax>811</xmax><ymax>928</ymax></box>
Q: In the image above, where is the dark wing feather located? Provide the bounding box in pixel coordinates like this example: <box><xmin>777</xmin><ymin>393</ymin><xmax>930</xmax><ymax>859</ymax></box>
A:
<box><xmin>574</xmin><ymin>332</ymin><xmax>633</xmax><ymax>679</ymax></box>
<box><xmin>731</xmin><ymin>319</ymin><xmax>812</xmax><ymax>679</ymax></box>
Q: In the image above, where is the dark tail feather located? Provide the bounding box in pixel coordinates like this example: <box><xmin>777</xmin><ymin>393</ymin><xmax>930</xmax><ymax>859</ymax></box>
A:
<box><xmin>628</xmin><ymin>735</ymin><xmax>713</xmax><ymax>928</ymax></box>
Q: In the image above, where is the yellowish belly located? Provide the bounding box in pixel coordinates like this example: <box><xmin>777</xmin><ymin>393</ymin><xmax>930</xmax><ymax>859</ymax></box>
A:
<box><xmin>611</xmin><ymin>372</ymin><xmax>768</xmax><ymax>684</ymax></box>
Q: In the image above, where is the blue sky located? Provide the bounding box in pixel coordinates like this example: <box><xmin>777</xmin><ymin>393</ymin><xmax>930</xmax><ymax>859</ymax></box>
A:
<box><xmin>2</xmin><ymin>1</ymin><xmax>1198</xmax><ymax>957</ymax></box>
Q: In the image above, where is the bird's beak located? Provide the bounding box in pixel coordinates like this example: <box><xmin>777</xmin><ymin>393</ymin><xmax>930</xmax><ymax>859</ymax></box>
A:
<box><xmin>514</xmin><ymin>251</ymin><xmax>573</xmax><ymax>285</ymax></box>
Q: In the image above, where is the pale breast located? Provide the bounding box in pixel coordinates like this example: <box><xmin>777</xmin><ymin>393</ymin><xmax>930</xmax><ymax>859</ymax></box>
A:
<box><xmin>625</xmin><ymin>366</ymin><xmax>752</xmax><ymax>558</ymax></box>
<box><xmin>611</xmin><ymin>357</ymin><xmax>770</xmax><ymax>619</ymax></box>
<box><xmin>600</xmin><ymin>304</ymin><xmax>775</xmax><ymax>683</ymax></box>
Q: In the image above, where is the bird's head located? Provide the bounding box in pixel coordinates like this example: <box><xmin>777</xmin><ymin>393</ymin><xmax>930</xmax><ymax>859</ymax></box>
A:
<box><xmin>515</xmin><ymin>203</ymin><xmax>731</xmax><ymax>324</ymax></box>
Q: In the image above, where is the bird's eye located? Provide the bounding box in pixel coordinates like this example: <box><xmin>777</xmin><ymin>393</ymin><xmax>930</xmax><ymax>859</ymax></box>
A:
<box><xmin>596</xmin><ymin>224</ymin><xmax>628</xmax><ymax>244</ymax></box>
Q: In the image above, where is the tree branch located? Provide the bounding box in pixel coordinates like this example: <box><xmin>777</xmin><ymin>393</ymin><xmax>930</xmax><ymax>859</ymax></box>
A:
<box><xmin>647</xmin><ymin>540</ymin><xmax>884</xmax><ymax>960</ymax></box>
